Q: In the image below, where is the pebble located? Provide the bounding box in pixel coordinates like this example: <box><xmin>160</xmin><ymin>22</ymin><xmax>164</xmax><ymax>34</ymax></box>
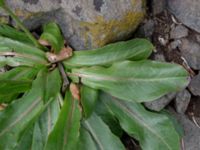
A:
<box><xmin>188</xmin><ymin>72</ymin><xmax>200</xmax><ymax>96</ymax></box>
<box><xmin>144</xmin><ymin>92</ymin><xmax>176</xmax><ymax>111</ymax></box>
<box><xmin>175</xmin><ymin>89</ymin><xmax>191</xmax><ymax>114</ymax></box>
<box><xmin>170</xmin><ymin>25</ymin><xmax>188</xmax><ymax>39</ymax></box>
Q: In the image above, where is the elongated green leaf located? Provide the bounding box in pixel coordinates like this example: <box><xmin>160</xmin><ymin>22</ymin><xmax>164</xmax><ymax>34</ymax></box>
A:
<box><xmin>79</xmin><ymin>113</ymin><xmax>125</xmax><ymax>150</ymax></box>
<box><xmin>95</xmin><ymin>100</ymin><xmax>123</xmax><ymax>137</ymax></box>
<box><xmin>0</xmin><ymin>36</ymin><xmax>47</xmax><ymax>67</ymax></box>
<box><xmin>70</xmin><ymin>60</ymin><xmax>189</xmax><ymax>102</ymax></box>
<box><xmin>64</xmin><ymin>39</ymin><xmax>153</xmax><ymax>68</ymax></box>
<box><xmin>0</xmin><ymin>0</ymin><xmax>4</xmax><ymax>7</ymax></box>
<box><xmin>81</xmin><ymin>86</ymin><xmax>98</xmax><ymax>118</ymax></box>
<box><xmin>0</xmin><ymin>69</ymin><xmax>46</xmax><ymax>150</ymax></box>
<box><xmin>0</xmin><ymin>67</ymin><xmax>38</xmax><ymax>94</ymax></box>
<box><xmin>77</xmin><ymin>127</ymin><xmax>98</xmax><ymax>150</ymax></box>
<box><xmin>15</xmin><ymin>125</ymin><xmax>34</xmax><ymax>150</ymax></box>
<box><xmin>40</xmin><ymin>22</ymin><xmax>64</xmax><ymax>53</ymax></box>
<box><xmin>44</xmin><ymin>91</ymin><xmax>81</xmax><ymax>150</ymax></box>
<box><xmin>31</xmin><ymin>97</ymin><xmax>61</xmax><ymax>150</ymax></box>
<box><xmin>100</xmin><ymin>93</ymin><xmax>181</xmax><ymax>150</ymax></box>
<box><xmin>44</xmin><ymin>68</ymin><xmax>61</xmax><ymax>103</ymax></box>
<box><xmin>0</xmin><ymin>67</ymin><xmax>39</xmax><ymax>103</ymax></box>
<box><xmin>0</xmin><ymin>24</ymin><xmax>33</xmax><ymax>45</ymax></box>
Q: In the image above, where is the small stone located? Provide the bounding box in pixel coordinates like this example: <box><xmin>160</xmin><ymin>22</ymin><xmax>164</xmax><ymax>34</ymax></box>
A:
<box><xmin>179</xmin><ymin>39</ymin><xmax>200</xmax><ymax>70</ymax></box>
<box><xmin>152</xmin><ymin>0</ymin><xmax>166</xmax><ymax>15</ymax></box>
<box><xmin>195</xmin><ymin>34</ymin><xmax>200</xmax><ymax>43</ymax></box>
<box><xmin>169</xmin><ymin>40</ymin><xmax>181</xmax><ymax>49</ymax></box>
<box><xmin>0</xmin><ymin>67</ymin><xmax>6</xmax><ymax>73</ymax></box>
<box><xmin>153</xmin><ymin>53</ymin><xmax>166</xmax><ymax>62</ymax></box>
<box><xmin>170</xmin><ymin>25</ymin><xmax>188</xmax><ymax>39</ymax></box>
<box><xmin>175</xmin><ymin>89</ymin><xmax>191</xmax><ymax>114</ymax></box>
<box><xmin>144</xmin><ymin>92</ymin><xmax>176</xmax><ymax>111</ymax></box>
<box><xmin>167</xmin><ymin>0</ymin><xmax>200</xmax><ymax>33</ymax></box>
<box><xmin>171</xmin><ymin>112</ymin><xmax>200</xmax><ymax>150</ymax></box>
<box><xmin>142</xmin><ymin>20</ymin><xmax>155</xmax><ymax>38</ymax></box>
<box><xmin>135</xmin><ymin>19</ymin><xmax>155</xmax><ymax>39</ymax></box>
<box><xmin>188</xmin><ymin>72</ymin><xmax>200</xmax><ymax>96</ymax></box>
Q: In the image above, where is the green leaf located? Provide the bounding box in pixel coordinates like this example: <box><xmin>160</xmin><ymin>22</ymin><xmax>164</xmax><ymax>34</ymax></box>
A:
<box><xmin>0</xmin><ymin>69</ymin><xmax>47</xmax><ymax>150</ymax></box>
<box><xmin>0</xmin><ymin>67</ymin><xmax>39</xmax><ymax>103</ymax></box>
<box><xmin>64</xmin><ymin>38</ymin><xmax>153</xmax><ymax>68</ymax></box>
<box><xmin>100</xmin><ymin>93</ymin><xmax>181</xmax><ymax>150</ymax></box>
<box><xmin>161</xmin><ymin>110</ymin><xmax>184</xmax><ymax>137</ymax></box>
<box><xmin>79</xmin><ymin>113</ymin><xmax>125</xmax><ymax>150</ymax></box>
<box><xmin>77</xmin><ymin>127</ymin><xmax>98</xmax><ymax>150</ymax></box>
<box><xmin>0</xmin><ymin>0</ymin><xmax>5</xmax><ymax>7</ymax></box>
<box><xmin>70</xmin><ymin>60</ymin><xmax>189</xmax><ymax>102</ymax></box>
<box><xmin>31</xmin><ymin>95</ymin><xmax>61</xmax><ymax>150</ymax></box>
<box><xmin>0</xmin><ymin>36</ymin><xmax>47</xmax><ymax>67</ymax></box>
<box><xmin>95</xmin><ymin>100</ymin><xmax>123</xmax><ymax>137</ymax></box>
<box><xmin>44</xmin><ymin>91</ymin><xmax>81</xmax><ymax>150</ymax></box>
<box><xmin>81</xmin><ymin>86</ymin><xmax>98</xmax><ymax>118</ymax></box>
<box><xmin>40</xmin><ymin>22</ymin><xmax>64</xmax><ymax>53</ymax></box>
<box><xmin>15</xmin><ymin>125</ymin><xmax>34</xmax><ymax>150</ymax></box>
<box><xmin>0</xmin><ymin>24</ymin><xmax>33</xmax><ymax>45</ymax></box>
<box><xmin>44</xmin><ymin>68</ymin><xmax>62</xmax><ymax>103</ymax></box>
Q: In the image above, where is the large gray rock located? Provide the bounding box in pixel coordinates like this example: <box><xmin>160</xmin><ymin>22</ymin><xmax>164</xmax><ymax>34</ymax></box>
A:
<box><xmin>167</xmin><ymin>0</ymin><xmax>200</xmax><ymax>33</ymax></box>
<box><xmin>3</xmin><ymin>0</ymin><xmax>146</xmax><ymax>50</ymax></box>
<box><xmin>179</xmin><ymin>39</ymin><xmax>200</xmax><ymax>70</ymax></box>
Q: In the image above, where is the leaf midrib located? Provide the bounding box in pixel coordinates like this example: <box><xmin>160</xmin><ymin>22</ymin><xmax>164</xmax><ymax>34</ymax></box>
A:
<box><xmin>69</xmin><ymin>72</ymin><xmax>186</xmax><ymax>82</ymax></box>
<box><xmin>109</xmin><ymin>98</ymin><xmax>173</xmax><ymax>150</ymax></box>
<box><xmin>84</xmin><ymin>121</ymin><xmax>104</xmax><ymax>150</ymax></box>
<box><xmin>0</xmin><ymin>97</ymin><xmax>42</xmax><ymax>137</ymax></box>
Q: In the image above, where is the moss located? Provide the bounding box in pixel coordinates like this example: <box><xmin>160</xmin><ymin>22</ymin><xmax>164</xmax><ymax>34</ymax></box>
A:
<box><xmin>80</xmin><ymin>11</ymin><xmax>145</xmax><ymax>48</ymax></box>
<box><xmin>0</xmin><ymin>16</ymin><xmax>9</xmax><ymax>24</ymax></box>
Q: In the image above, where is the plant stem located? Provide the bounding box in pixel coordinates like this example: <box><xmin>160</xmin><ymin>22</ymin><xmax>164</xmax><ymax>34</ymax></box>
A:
<box><xmin>3</xmin><ymin>5</ymin><xmax>41</xmax><ymax>48</ymax></box>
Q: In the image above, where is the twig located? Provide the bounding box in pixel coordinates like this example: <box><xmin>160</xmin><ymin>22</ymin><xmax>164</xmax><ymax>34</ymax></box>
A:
<box><xmin>192</xmin><ymin>116</ymin><xmax>200</xmax><ymax>129</ymax></box>
<box><xmin>58</xmin><ymin>63</ymin><xmax>69</xmax><ymax>94</ymax></box>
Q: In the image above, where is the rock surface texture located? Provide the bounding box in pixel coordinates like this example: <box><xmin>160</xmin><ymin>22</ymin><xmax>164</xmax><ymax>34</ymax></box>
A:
<box><xmin>3</xmin><ymin>0</ymin><xmax>146</xmax><ymax>50</ymax></box>
<box><xmin>144</xmin><ymin>93</ymin><xmax>176</xmax><ymax>111</ymax></box>
<box><xmin>167</xmin><ymin>0</ymin><xmax>200</xmax><ymax>33</ymax></box>
<box><xmin>188</xmin><ymin>72</ymin><xmax>200</xmax><ymax>96</ymax></box>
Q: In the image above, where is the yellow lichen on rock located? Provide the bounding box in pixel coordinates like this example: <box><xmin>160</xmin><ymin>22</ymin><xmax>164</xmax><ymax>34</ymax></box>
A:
<box><xmin>80</xmin><ymin>11</ymin><xmax>145</xmax><ymax>48</ymax></box>
<box><xmin>14</xmin><ymin>8</ymin><xmax>35</xmax><ymax>20</ymax></box>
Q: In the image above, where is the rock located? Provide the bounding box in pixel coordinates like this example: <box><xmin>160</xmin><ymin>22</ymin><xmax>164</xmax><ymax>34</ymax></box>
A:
<box><xmin>136</xmin><ymin>19</ymin><xmax>155</xmax><ymax>39</ymax></box>
<box><xmin>144</xmin><ymin>92</ymin><xmax>176</xmax><ymax>111</ymax></box>
<box><xmin>179</xmin><ymin>39</ymin><xmax>200</xmax><ymax>70</ymax></box>
<box><xmin>172</xmin><ymin>112</ymin><xmax>200</xmax><ymax>150</ymax></box>
<box><xmin>170</xmin><ymin>25</ymin><xmax>188</xmax><ymax>39</ymax></box>
<box><xmin>169</xmin><ymin>40</ymin><xmax>181</xmax><ymax>50</ymax></box>
<box><xmin>195</xmin><ymin>34</ymin><xmax>200</xmax><ymax>43</ymax></box>
<box><xmin>152</xmin><ymin>0</ymin><xmax>166</xmax><ymax>15</ymax></box>
<box><xmin>153</xmin><ymin>53</ymin><xmax>166</xmax><ymax>62</ymax></box>
<box><xmin>167</xmin><ymin>0</ymin><xmax>200</xmax><ymax>33</ymax></box>
<box><xmin>175</xmin><ymin>89</ymin><xmax>191</xmax><ymax>114</ymax></box>
<box><xmin>0</xmin><ymin>9</ymin><xmax>9</xmax><ymax>24</ymax></box>
<box><xmin>4</xmin><ymin>0</ymin><xmax>146</xmax><ymax>50</ymax></box>
<box><xmin>0</xmin><ymin>67</ymin><xmax>6</xmax><ymax>73</ymax></box>
<box><xmin>188</xmin><ymin>72</ymin><xmax>200</xmax><ymax>96</ymax></box>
